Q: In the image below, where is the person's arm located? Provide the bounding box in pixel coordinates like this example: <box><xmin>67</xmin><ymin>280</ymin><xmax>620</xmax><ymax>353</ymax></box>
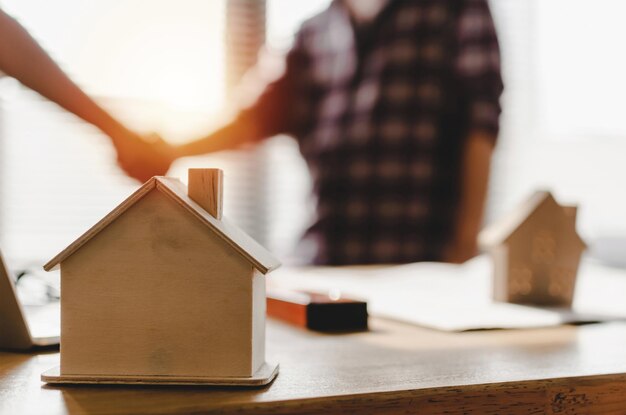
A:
<box><xmin>0</xmin><ymin>9</ymin><xmax>173</xmax><ymax>182</ymax></box>
<box><xmin>444</xmin><ymin>0</ymin><xmax>503</xmax><ymax>263</ymax></box>
<box><xmin>173</xmin><ymin>28</ymin><xmax>313</xmax><ymax>160</ymax></box>
<box><xmin>0</xmin><ymin>9</ymin><xmax>133</xmax><ymax>144</ymax></box>
<box><xmin>445</xmin><ymin>131</ymin><xmax>494</xmax><ymax>263</ymax></box>
<box><xmin>174</xmin><ymin>116</ymin><xmax>259</xmax><ymax>158</ymax></box>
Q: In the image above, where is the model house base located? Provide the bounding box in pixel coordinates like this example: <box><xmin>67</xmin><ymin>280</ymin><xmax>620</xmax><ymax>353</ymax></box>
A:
<box><xmin>40</xmin><ymin>169</ymin><xmax>281</xmax><ymax>388</ymax></box>
<box><xmin>41</xmin><ymin>362</ymin><xmax>279</xmax><ymax>386</ymax></box>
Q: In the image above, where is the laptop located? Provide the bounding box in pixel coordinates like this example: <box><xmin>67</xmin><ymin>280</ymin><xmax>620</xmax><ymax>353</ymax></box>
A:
<box><xmin>0</xmin><ymin>249</ymin><xmax>60</xmax><ymax>350</ymax></box>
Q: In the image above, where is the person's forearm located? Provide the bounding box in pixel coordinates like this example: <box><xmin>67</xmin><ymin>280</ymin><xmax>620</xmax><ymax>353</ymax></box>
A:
<box><xmin>175</xmin><ymin>118</ymin><xmax>259</xmax><ymax>158</ymax></box>
<box><xmin>0</xmin><ymin>10</ymin><xmax>128</xmax><ymax>140</ymax></box>
<box><xmin>455</xmin><ymin>131</ymin><xmax>494</xmax><ymax>246</ymax></box>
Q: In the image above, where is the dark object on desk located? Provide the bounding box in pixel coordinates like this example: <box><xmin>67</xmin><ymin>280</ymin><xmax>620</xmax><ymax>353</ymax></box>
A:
<box><xmin>267</xmin><ymin>289</ymin><xmax>368</xmax><ymax>331</ymax></box>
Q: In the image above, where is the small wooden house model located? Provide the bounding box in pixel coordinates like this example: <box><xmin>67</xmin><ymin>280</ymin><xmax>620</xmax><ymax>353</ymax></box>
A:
<box><xmin>41</xmin><ymin>168</ymin><xmax>280</xmax><ymax>386</ymax></box>
<box><xmin>479</xmin><ymin>191</ymin><xmax>586</xmax><ymax>307</ymax></box>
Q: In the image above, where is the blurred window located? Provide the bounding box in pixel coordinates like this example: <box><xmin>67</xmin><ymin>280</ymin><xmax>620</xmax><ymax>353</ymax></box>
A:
<box><xmin>2</xmin><ymin>0</ymin><xmax>623</xmax><ymax>263</ymax></box>
<box><xmin>0</xmin><ymin>0</ymin><xmax>226</xmax><ymax>261</ymax></box>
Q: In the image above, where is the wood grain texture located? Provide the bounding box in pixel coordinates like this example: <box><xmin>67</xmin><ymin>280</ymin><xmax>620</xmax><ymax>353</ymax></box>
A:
<box><xmin>2</xmin><ymin>319</ymin><xmax>626</xmax><ymax>414</ymax></box>
<box><xmin>156</xmin><ymin>178</ymin><xmax>281</xmax><ymax>273</ymax></box>
<box><xmin>43</xmin><ymin>178</ymin><xmax>157</xmax><ymax>271</ymax></box>
<box><xmin>60</xmin><ymin>190</ymin><xmax>259</xmax><ymax>377</ymax></box>
<box><xmin>251</xmin><ymin>269</ymin><xmax>266</xmax><ymax>374</ymax></box>
<box><xmin>503</xmin><ymin>194</ymin><xmax>583</xmax><ymax>306</ymax></box>
<box><xmin>41</xmin><ymin>363</ymin><xmax>278</xmax><ymax>386</ymax></box>
<box><xmin>482</xmin><ymin>191</ymin><xmax>586</xmax><ymax>307</ymax></box>
<box><xmin>45</xmin><ymin>176</ymin><xmax>281</xmax><ymax>274</ymax></box>
<box><xmin>187</xmin><ymin>169</ymin><xmax>223</xmax><ymax>220</ymax></box>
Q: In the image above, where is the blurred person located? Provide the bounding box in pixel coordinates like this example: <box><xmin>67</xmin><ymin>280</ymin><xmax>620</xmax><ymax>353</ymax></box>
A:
<box><xmin>0</xmin><ymin>8</ymin><xmax>172</xmax><ymax>182</ymax></box>
<box><xmin>134</xmin><ymin>0</ymin><xmax>504</xmax><ymax>265</ymax></box>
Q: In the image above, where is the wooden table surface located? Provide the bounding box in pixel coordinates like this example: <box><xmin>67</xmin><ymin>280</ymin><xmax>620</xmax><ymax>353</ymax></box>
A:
<box><xmin>1</xmin><ymin>318</ymin><xmax>626</xmax><ymax>414</ymax></box>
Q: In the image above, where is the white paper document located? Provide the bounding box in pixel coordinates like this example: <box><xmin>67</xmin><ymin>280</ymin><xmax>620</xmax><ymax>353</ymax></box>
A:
<box><xmin>268</xmin><ymin>256</ymin><xmax>626</xmax><ymax>331</ymax></box>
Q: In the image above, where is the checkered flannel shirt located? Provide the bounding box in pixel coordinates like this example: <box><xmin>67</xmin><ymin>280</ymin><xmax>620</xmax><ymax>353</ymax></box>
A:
<box><xmin>238</xmin><ymin>0</ymin><xmax>503</xmax><ymax>265</ymax></box>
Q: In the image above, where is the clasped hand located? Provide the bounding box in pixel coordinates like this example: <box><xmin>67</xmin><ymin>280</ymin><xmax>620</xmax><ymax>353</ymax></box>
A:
<box><xmin>111</xmin><ymin>130</ymin><xmax>177</xmax><ymax>183</ymax></box>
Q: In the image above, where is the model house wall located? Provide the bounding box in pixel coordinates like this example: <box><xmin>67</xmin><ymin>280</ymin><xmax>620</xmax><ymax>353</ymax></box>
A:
<box><xmin>43</xmin><ymin>170</ymin><xmax>280</xmax><ymax>385</ymax></box>
<box><xmin>60</xmin><ymin>189</ymin><xmax>264</xmax><ymax>377</ymax></box>
<box><xmin>482</xmin><ymin>191</ymin><xmax>586</xmax><ymax>307</ymax></box>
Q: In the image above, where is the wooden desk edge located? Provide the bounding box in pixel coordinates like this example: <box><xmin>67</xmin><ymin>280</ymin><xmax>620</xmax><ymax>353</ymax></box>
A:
<box><xmin>213</xmin><ymin>372</ymin><xmax>626</xmax><ymax>415</ymax></box>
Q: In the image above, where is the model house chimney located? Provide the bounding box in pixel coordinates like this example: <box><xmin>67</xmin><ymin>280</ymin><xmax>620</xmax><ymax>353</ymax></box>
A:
<box><xmin>562</xmin><ymin>205</ymin><xmax>578</xmax><ymax>221</ymax></box>
<box><xmin>562</xmin><ymin>205</ymin><xmax>578</xmax><ymax>229</ymax></box>
<box><xmin>188</xmin><ymin>168</ymin><xmax>223</xmax><ymax>220</ymax></box>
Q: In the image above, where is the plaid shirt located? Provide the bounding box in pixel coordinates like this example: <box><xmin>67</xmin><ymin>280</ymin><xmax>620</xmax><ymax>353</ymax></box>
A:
<box><xmin>238</xmin><ymin>0</ymin><xmax>503</xmax><ymax>265</ymax></box>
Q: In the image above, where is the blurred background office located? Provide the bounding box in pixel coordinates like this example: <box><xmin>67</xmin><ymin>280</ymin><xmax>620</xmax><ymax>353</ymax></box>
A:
<box><xmin>1</xmin><ymin>0</ymin><xmax>625</xmax><ymax>264</ymax></box>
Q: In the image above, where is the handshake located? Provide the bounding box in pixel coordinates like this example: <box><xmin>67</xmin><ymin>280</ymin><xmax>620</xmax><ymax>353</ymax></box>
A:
<box><xmin>109</xmin><ymin>128</ymin><xmax>181</xmax><ymax>183</ymax></box>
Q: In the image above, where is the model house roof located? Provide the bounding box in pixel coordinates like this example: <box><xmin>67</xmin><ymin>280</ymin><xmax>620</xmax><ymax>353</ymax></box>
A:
<box><xmin>479</xmin><ymin>190</ymin><xmax>586</xmax><ymax>249</ymax></box>
<box><xmin>44</xmin><ymin>176</ymin><xmax>281</xmax><ymax>274</ymax></box>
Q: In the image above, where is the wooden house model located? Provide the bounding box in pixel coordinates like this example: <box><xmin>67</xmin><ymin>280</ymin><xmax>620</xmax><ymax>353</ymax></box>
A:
<box><xmin>41</xmin><ymin>168</ymin><xmax>281</xmax><ymax>386</ymax></box>
<box><xmin>479</xmin><ymin>191</ymin><xmax>586</xmax><ymax>307</ymax></box>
